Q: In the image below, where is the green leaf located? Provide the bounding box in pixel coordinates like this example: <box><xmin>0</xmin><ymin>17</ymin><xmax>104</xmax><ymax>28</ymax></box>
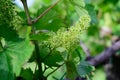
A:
<box><xmin>85</xmin><ymin>4</ymin><xmax>98</xmax><ymax>25</ymax></box>
<box><xmin>77</xmin><ymin>61</ymin><xmax>95</xmax><ymax>77</ymax></box>
<box><xmin>75</xmin><ymin>6</ymin><xmax>88</xmax><ymax>16</ymax></box>
<box><xmin>40</xmin><ymin>47</ymin><xmax>50</xmax><ymax>59</ymax></box>
<box><xmin>43</xmin><ymin>52</ymin><xmax>64</xmax><ymax>67</ymax></box>
<box><xmin>18</xmin><ymin>11</ymin><xmax>26</xmax><ymax>20</ymax></box>
<box><xmin>117</xmin><ymin>50</ymin><xmax>120</xmax><ymax>55</ymax></box>
<box><xmin>84</xmin><ymin>0</ymin><xmax>91</xmax><ymax>4</ymax></box>
<box><xmin>30</xmin><ymin>33</ymin><xmax>50</xmax><ymax>41</ymax></box>
<box><xmin>65</xmin><ymin>60</ymin><xmax>78</xmax><ymax>80</ymax></box>
<box><xmin>42</xmin><ymin>0</ymin><xmax>53</xmax><ymax>5</ymax></box>
<box><xmin>0</xmin><ymin>54</ymin><xmax>14</xmax><ymax>80</ymax></box>
<box><xmin>34</xmin><ymin>9</ymin><xmax>65</xmax><ymax>32</ymax></box>
<box><xmin>20</xmin><ymin>68</ymin><xmax>33</xmax><ymax>80</ymax></box>
<box><xmin>68</xmin><ymin>48</ymin><xmax>82</xmax><ymax>63</ymax></box>
<box><xmin>70</xmin><ymin>0</ymin><xmax>85</xmax><ymax>7</ymax></box>
<box><xmin>0</xmin><ymin>39</ymin><xmax>34</xmax><ymax>79</ymax></box>
<box><xmin>56</xmin><ymin>47</ymin><xmax>66</xmax><ymax>53</ymax></box>
<box><xmin>0</xmin><ymin>25</ymin><xmax>19</xmax><ymax>41</ymax></box>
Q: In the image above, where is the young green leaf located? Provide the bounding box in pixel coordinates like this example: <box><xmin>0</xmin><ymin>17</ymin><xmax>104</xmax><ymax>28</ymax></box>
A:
<box><xmin>85</xmin><ymin>4</ymin><xmax>98</xmax><ymax>25</ymax></box>
<box><xmin>0</xmin><ymin>39</ymin><xmax>34</xmax><ymax>77</ymax></box>
<box><xmin>77</xmin><ymin>61</ymin><xmax>95</xmax><ymax>77</ymax></box>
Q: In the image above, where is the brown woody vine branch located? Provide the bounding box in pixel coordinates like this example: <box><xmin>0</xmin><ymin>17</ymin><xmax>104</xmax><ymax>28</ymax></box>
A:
<box><xmin>87</xmin><ymin>40</ymin><xmax>120</xmax><ymax>66</ymax></box>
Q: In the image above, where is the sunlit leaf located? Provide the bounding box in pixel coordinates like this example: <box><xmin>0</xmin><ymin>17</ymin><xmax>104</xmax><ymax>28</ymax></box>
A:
<box><xmin>30</xmin><ymin>33</ymin><xmax>50</xmax><ymax>41</ymax></box>
<box><xmin>0</xmin><ymin>39</ymin><xmax>34</xmax><ymax>77</ymax></box>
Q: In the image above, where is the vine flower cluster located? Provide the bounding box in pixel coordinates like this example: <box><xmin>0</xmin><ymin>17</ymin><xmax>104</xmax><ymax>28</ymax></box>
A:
<box><xmin>0</xmin><ymin>0</ymin><xmax>22</xmax><ymax>28</ymax></box>
<box><xmin>45</xmin><ymin>15</ymin><xmax>91</xmax><ymax>52</ymax></box>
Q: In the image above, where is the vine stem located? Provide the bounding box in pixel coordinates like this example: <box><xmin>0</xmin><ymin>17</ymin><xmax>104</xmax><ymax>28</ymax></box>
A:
<box><xmin>21</xmin><ymin>0</ymin><xmax>43</xmax><ymax>79</ymax></box>
<box><xmin>32</xmin><ymin>0</ymin><xmax>61</xmax><ymax>23</ymax></box>
<box><xmin>33</xmin><ymin>40</ymin><xmax>43</xmax><ymax>79</ymax></box>
<box><xmin>21</xmin><ymin>0</ymin><xmax>62</xmax><ymax>79</ymax></box>
<box><xmin>21</xmin><ymin>0</ymin><xmax>61</xmax><ymax>25</ymax></box>
<box><xmin>21</xmin><ymin>0</ymin><xmax>32</xmax><ymax>25</ymax></box>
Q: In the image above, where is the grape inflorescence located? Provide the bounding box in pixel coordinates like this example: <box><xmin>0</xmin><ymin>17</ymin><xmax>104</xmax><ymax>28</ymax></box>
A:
<box><xmin>0</xmin><ymin>0</ymin><xmax>21</xmax><ymax>28</ymax></box>
<box><xmin>44</xmin><ymin>15</ymin><xmax>91</xmax><ymax>52</ymax></box>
